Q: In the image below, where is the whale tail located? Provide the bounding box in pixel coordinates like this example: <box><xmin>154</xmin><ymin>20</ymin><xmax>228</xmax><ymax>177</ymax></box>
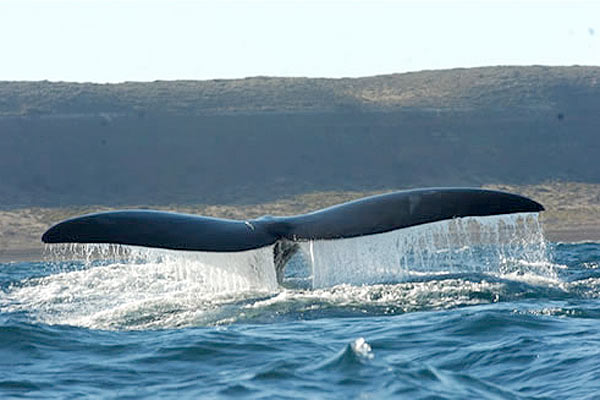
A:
<box><xmin>42</xmin><ymin>188</ymin><xmax>544</xmax><ymax>283</ymax></box>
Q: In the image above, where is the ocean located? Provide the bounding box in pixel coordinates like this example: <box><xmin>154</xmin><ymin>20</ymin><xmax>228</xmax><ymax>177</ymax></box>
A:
<box><xmin>1</xmin><ymin>213</ymin><xmax>600</xmax><ymax>399</ymax></box>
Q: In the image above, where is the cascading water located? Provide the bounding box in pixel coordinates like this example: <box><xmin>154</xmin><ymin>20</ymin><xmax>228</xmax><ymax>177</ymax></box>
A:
<box><xmin>4</xmin><ymin>243</ymin><xmax>278</xmax><ymax>329</ymax></box>
<box><xmin>4</xmin><ymin>212</ymin><xmax>553</xmax><ymax>329</ymax></box>
<box><xmin>301</xmin><ymin>213</ymin><xmax>551</xmax><ymax>288</ymax></box>
<box><xmin>44</xmin><ymin>242</ymin><xmax>278</xmax><ymax>293</ymax></box>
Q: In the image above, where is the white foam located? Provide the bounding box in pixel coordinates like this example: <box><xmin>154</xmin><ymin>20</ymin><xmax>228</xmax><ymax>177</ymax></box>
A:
<box><xmin>4</xmin><ymin>244</ymin><xmax>278</xmax><ymax>329</ymax></box>
<box><xmin>351</xmin><ymin>337</ymin><xmax>374</xmax><ymax>359</ymax></box>
<box><xmin>244</xmin><ymin>279</ymin><xmax>509</xmax><ymax>316</ymax></box>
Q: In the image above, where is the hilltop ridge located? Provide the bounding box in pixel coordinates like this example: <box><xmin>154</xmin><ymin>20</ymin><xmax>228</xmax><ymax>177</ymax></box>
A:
<box><xmin>1</xmin><ymin>66</ymin><xmax>598</xmax><ymax>116</ymax></box>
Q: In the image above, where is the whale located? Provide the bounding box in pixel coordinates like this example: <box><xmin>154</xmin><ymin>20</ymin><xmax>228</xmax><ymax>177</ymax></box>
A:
<box><xmin>42</xmin><ymin>188</ymin><xmax>544</xmax><ymax>283</ymax></box>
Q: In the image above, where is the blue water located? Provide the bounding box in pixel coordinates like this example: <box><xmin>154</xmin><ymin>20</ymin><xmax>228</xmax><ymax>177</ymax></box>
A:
<box><xmin>2</xmin><ymin>216</ymin><xmax>600</xmax><ymax>398</ymax></box>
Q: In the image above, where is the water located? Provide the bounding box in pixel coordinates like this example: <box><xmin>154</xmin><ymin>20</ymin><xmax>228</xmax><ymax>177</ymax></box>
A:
<box><xmin>2</xmin><ymin>213</ymin><xmax>600</xmax><ymax>398</ymax></box>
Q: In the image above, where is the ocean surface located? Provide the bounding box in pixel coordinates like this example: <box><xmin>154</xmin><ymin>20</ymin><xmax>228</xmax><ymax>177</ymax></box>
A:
<box><xmin>1</xmin><ymin>213</ymin><xmax>600</xmax><ymax>399</ymax></box>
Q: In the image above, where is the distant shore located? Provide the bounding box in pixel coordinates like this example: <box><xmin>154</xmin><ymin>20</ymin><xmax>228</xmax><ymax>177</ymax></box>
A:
<box><xmin>3</xmin><ymin>66</ymin><xmax>600</xmax><ymax>209</ymax></box>
<box><xmin>1</xmin><ymin>182</ymin><xmax>599</xmax><ymax>263</ymax></box>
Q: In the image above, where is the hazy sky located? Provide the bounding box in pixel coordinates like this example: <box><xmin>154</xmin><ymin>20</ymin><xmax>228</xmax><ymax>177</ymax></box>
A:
<box><xmin>1</xmin><ymin>0</ymin><xmax>598</xmax><ymax>82</ymax></box>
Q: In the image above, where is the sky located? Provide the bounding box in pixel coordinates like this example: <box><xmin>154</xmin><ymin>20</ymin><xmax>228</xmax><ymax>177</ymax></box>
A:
<box><xmin>0</xmin><ymin>0</ymin><xmax>598</xmax><ymax>83</ymax></box>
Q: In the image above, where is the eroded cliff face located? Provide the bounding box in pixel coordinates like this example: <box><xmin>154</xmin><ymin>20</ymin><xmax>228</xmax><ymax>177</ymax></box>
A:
<box><xmin>1</xmin><ymin>66</ymin><xmax>599</xmax><ymax>207</ymax></box>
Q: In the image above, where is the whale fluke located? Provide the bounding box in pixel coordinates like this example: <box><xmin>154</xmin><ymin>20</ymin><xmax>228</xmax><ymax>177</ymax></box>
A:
<box><xmin>42</xmin><ymin>188</ymin><xmax>544</xmax><ymax>284</ymax></box>
<box><xmin>42</xmin><ymin>210</ymin><xmax>278</xmax><ymax>252</ymax></box>
<box><xmin>42</xmin><ymin>188</ymin><xmax>543</xmax><ymax>251</ymax></box>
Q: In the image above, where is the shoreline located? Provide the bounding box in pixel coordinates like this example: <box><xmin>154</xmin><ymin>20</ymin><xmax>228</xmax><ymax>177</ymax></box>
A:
<box><xmin>1</xmin><ymin>228</ymin><xmax>598</xmax><ymax>264</ymax></box>
<box><xmin>543</xmin><ymin>228</ymin><xmax>600</xmax><ymax>244</ymax></box>
<box><xmin>0</xmin><ymin>247</ymin><xmax>44</xmax><ymax>263</ymax></box>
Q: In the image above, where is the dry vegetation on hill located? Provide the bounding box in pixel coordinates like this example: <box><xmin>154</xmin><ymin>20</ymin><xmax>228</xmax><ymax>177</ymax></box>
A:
<box><xmin>1</xmin><ymin>66</ymin><xmax>598</xmax><ymax>116</ymax></box>
<box><xmin>484</xmin><ymin>182</ymin><xmax>600</xmax><ymax>242</ymax></box>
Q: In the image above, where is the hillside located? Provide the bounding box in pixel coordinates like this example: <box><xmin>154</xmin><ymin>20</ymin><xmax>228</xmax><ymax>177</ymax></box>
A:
<box><xmin>1</xmin><ymin>66</ymin><xmax>599</xmax><ymax>207</ymax></box>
